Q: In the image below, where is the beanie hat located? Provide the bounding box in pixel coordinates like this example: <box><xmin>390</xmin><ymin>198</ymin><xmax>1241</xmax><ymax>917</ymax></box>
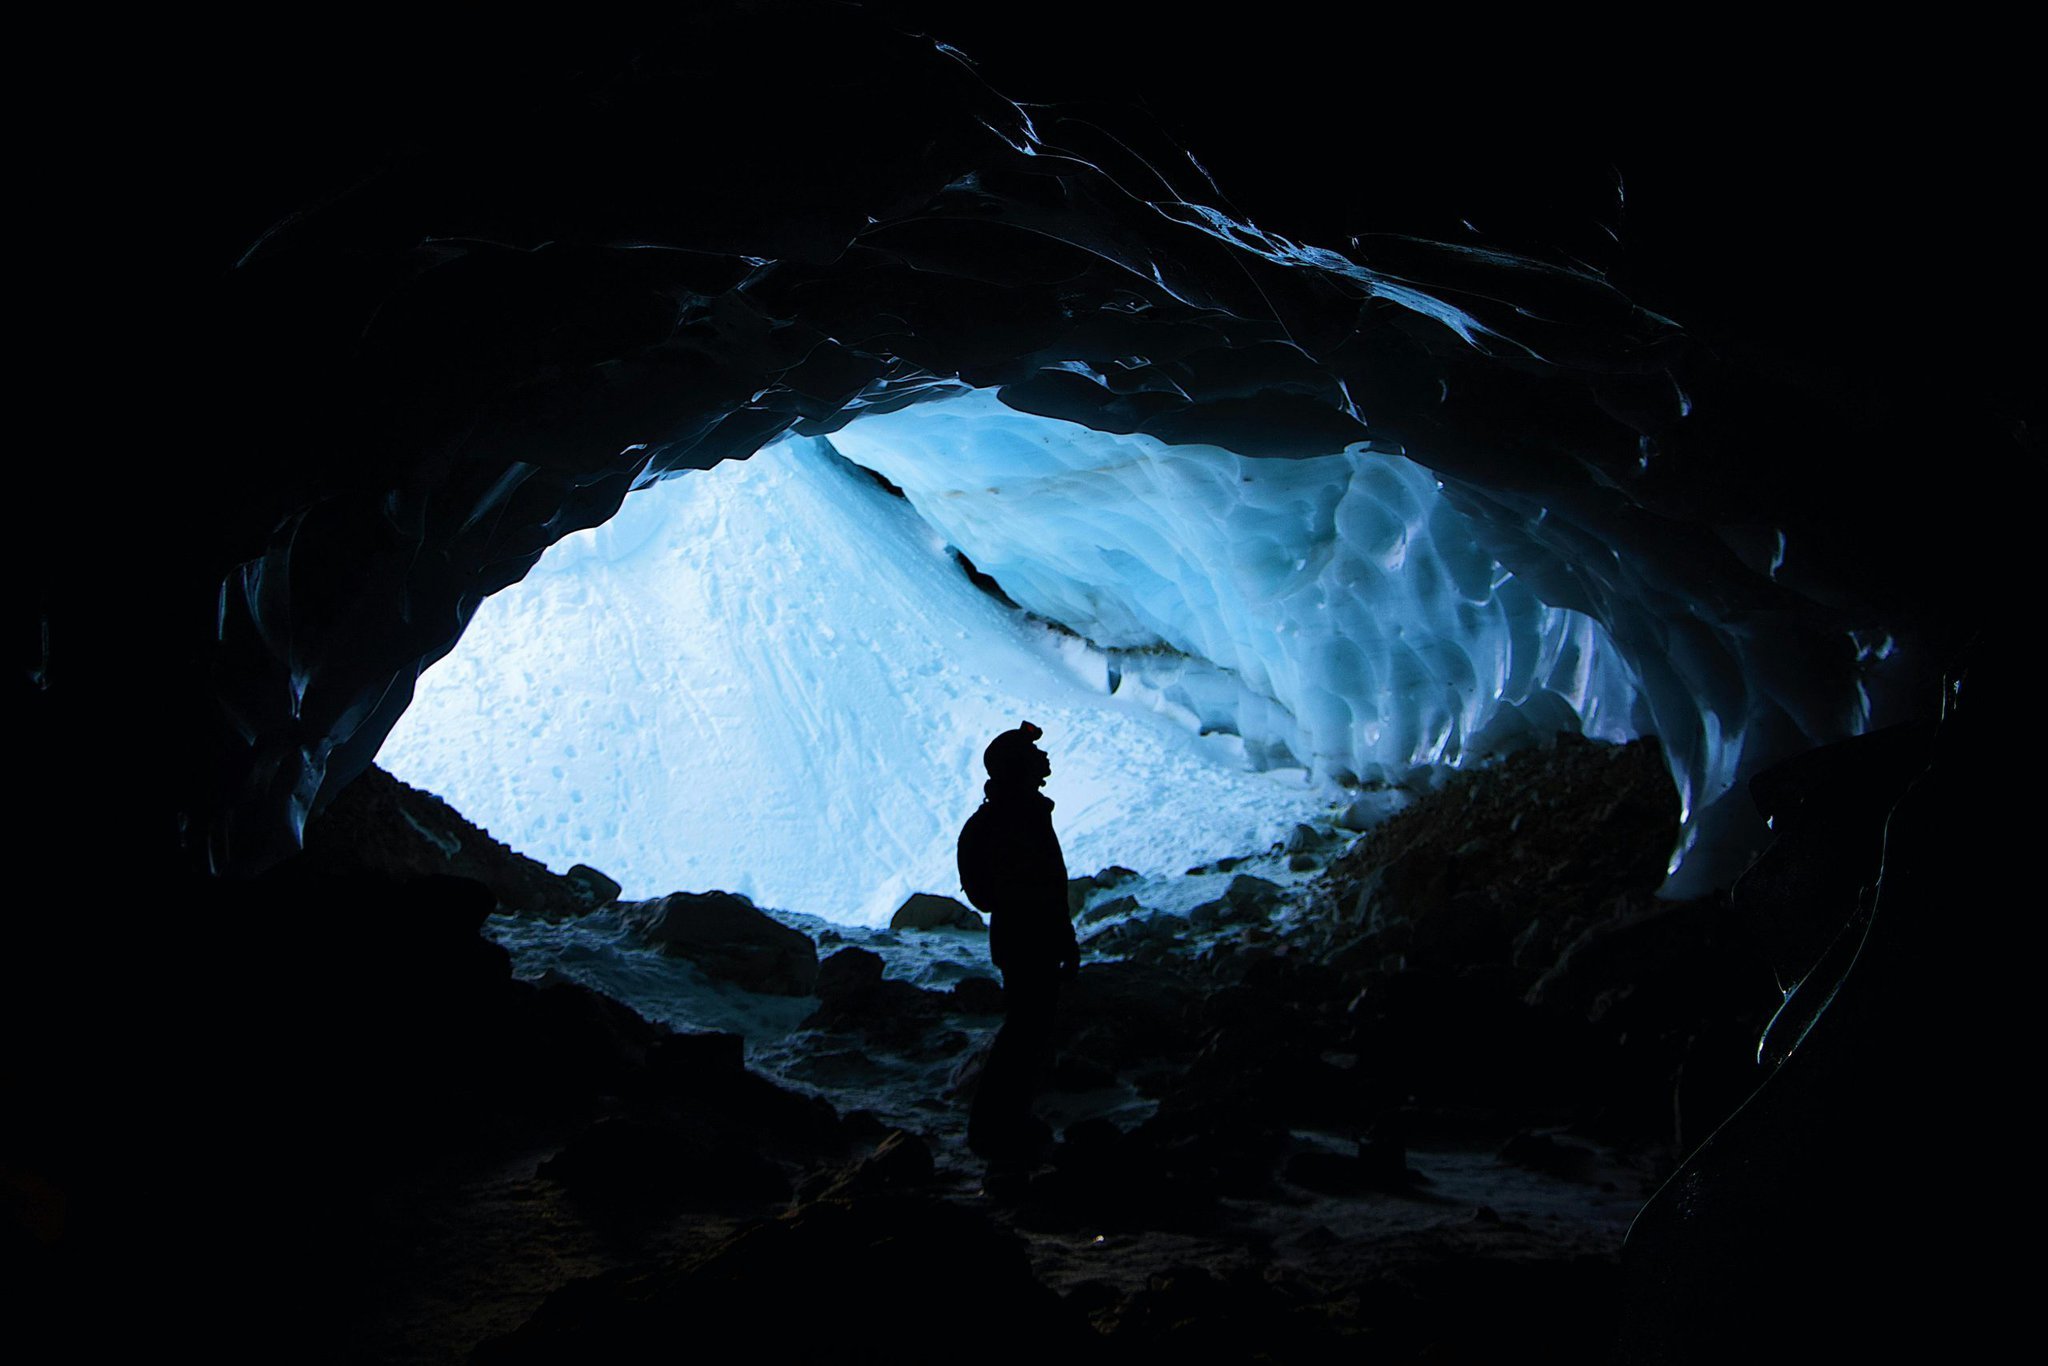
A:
<box><xmin>982</xmin><ymin>721</ymin><xmax>1045</xmax><ymax>780</ymax></box>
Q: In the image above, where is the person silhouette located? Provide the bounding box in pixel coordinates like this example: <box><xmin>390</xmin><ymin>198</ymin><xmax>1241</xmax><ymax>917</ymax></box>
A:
<box><xmin>957</xmin><ymin>720</ymin><xmax>1080</xmax><ymax>1168</ymax></box>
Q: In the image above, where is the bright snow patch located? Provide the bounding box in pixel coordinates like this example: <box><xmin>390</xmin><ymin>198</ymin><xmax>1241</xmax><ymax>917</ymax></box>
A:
<box><xmin>379</xmin><ymin>433</ymin><xmax>1332</xmax><ymax>925</ymax></box>
<box><xmin>382</xmin><ymin>391</ymin><xmax>1656</xmax><ymax>923</ymax></box>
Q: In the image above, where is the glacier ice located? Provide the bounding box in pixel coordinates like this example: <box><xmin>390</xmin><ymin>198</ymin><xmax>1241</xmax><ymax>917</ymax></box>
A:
<box><xmin>380</xmin><ymin>390</ymin><xmax>1669</xmax><ymax>924</ymax></box>
<box><xmin>378</xmin><ymin>432</ymin><xmax>1332</xmax><ymax>926</ymax></box>
<box><xmin>830</xmin><ymin>391</ymin><xmax>1646</xmax><ymax>783</ymax></box>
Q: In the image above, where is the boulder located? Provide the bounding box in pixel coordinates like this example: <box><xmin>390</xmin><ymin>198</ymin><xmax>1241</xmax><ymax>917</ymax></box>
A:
<box><xmin>621</xmin><ymin>891</ymin><xmax>819</xmax><ymax>995</ymax></box>
<box><xmin>804</xmin><ymin>948</ymin><xmax>954</xmax><ymax>1046</ymax></box>
<box><xmin>889</xmin><ymin>893</ymin><xmax>985</xmax><ymax>932</ymax></box>
<box><xmin>815</xmin><ymin>947</ymin><xmax>886</xmax><ymax>1003</ymax></box>
<box><xmin>1223</xmin><ymin>874</ymin><xmax>1284</xmax><ymax>916</ymax></box>
<box><xmin>301</xmin><ymin>764</ymin><xmax>592</xmax><ymax>919</ymax></box>
<box><xmin>1284</xmin><ymin>822</ymin><xmax>1327</xmax><ymax>854</ymax></box>
<box><xmin>537</xmin><ymin>1115</ymin><xmax>791</xmax><ymax>1209</ymax></box>
<box><xmin>796</xmin><ymin>1129</ymin><xmax>936</xmax><ymax>1203</ymax></box>
<box><xmin>950</xmin><ymin>974</ymin><xmax>1005</xmax><ymax>1015</ymax></box>
<box><xmin>1337</xmin><ymin>788</ymin><xmax>1410</xmax><ymax>832</ymax></box>
<box><xmin>1049</xmin><ymin>1054</ymin><xmax>1118</xmax><ymax>1092</ymax></box>
<box><xmin>1189</xmin><ymin>874</ymin><xmax>1285</xmax><ymax>927</ymax></box>
<box><xmin>1068</xmin><ymin>865</ymin><xmax>1139</xmax><ymax>916</ymax></box>
<box><xmin>563</xmin><ymin>863</ymin><xmax>622</xmax><ymax>910</ymax></box>
<box><xmin>507</xmin><ymin>971</ymin><xmax>669</xmax><ymax>1095</ymax></box>
<box><xmin>1319</xmin><ymin>735</ymin><xmax>1680</xmax><ymax>975</ymax></box>
<box><xmin>645</xmin><ymin>1029</ymin><xmax>745</xmax><ymax>1081</ymax></box>
<box><xmin>1080</xmin><ymin>894</ymin><xmax>1140</xmax><ymax>925</ymax></box>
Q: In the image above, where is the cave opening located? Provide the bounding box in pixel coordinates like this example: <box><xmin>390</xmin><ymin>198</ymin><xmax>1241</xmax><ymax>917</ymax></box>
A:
<box><xmin>376</xmin><ymin>389</ymin><xmax>1652</xmax><ymax>927</ymax></box>
<box><xmin>15</xmin><ymin>4</ymin><xmax>2027</xmax><ymax>1361</ymax></box>
<box><xmin>363</xmin><ymin>386</ymin><xmax>1677</xmax><ymax>1107</ymax></box>
<box><xmin>374</xmin><ymin>416</ymin><xmax>1332</xmax><ymax>927</ymax></box>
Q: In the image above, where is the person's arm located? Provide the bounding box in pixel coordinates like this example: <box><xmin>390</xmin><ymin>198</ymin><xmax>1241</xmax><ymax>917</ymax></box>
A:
<box><xmin>1054</xmin><ymin>845</ymin><xmax>1080</xmax><ymax>975</ymax></box>
<box><xmin>1048</xmin><ymin>810</ymin><xmax>1081</xmax><ymax>970</ymax></box>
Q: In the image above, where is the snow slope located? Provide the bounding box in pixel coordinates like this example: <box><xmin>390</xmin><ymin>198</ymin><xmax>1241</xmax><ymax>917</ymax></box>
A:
<box><xmin>378</xmin><ymin>434</ymin><xmax>1330</xmax><ymax>924</ymax></box>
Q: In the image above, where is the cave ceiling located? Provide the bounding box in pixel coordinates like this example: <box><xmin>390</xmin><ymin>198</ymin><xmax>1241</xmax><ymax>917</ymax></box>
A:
<box><xmin>34</xmin><ymin>4</ymin><xmax>2028</xmax><ymax>878</ymax></box>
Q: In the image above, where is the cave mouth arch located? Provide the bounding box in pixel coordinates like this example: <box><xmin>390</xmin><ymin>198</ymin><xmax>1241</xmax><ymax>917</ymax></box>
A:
<box><xmin>379</xmin><ymin>391</ymin><xmax>1659</xmax><ymax>923</ymax></box>
<box><xmin>374</xmin><ymin>422</ymin><xmax>1331</xmax><ymax>924</ymax></box>
<box><xmin>11</xmin><ymin>10</ymin><xmax>2024</xmax><ymax>1361</ymax></box>
<box><xmin>187</xmin><ymin>4</ymin><xmax>1926</xmax><ymax>906</ymax></box>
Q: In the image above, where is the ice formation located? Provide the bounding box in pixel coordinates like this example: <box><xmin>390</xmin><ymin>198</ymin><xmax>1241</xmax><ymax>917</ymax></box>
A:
<box><xmin>381</xmin><ymin>391</ymin><xmax>1658</xmax><ymax>924</ymax></box>
<box><xmin>378</xmin><ymin>432</ymin><xmax>1332</xmax><ymax>926</ymax></box>
<box><xmin>832</xmin><ymin>390</ymin><xmax>1645</xmax><ymax>780</ymax></box>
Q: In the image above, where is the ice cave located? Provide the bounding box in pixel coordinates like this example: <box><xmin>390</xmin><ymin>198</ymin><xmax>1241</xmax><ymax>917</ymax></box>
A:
<box><xmin>379</xmin><ymin>392</ymin><xmax>1653</xmax><ymax>924</ymax></box>
<box><xmin>14</xmin><ymin>5</ymin><xmax>2027</xmax><ymax>1363</ymax></box>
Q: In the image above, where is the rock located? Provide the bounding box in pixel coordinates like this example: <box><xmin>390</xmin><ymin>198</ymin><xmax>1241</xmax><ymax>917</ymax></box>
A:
<box><xmin>563</xmin><ymin>863</ymin><xmax>622</xmax><ymax>909</ymax></box>
<box><xmin>1736</xmin><ymin>719</ymin><xmax>1936</xmax><ymax>989</ymax></box>
<box><xmin>1284</xmin><ymin>822</ymin><xmax>1325</xmax><ymax>854</ymax></box>
<box><xmin>1128</xmin><ymin>1101</ymin><xmax>1290</xmax><ymax>1199</ymax></box>
<box><xmin>1189</xmin><ymin>874</ymin><xmax>1285</xmax><ymax>929</ymax></box>
<box><xmin>537</xmin><ymin>1115</ymin><xmax>791</xmax><ymax>1209</ymax></box>
<box><xmin>645</xmin><ymin>1029</ymin><xmax>745</xmax><ymax>1081</ymax></box>
<box><xmin>1060</xmin><ymin>961</ymin><xmax>1204</xmax><ymax>1073</ymax></box>
<box><xmin>889</xmin><ymin>893</ymin><xmax>985</xmax><ymax>932</ymax></box>
<box><xmin>1338</xmin><ymin>788</ymin><xmax>1410</xmax><ymax>832</ymax></box>
<box><xmin>1675</xmin><ymin>1017</ymin><xmax>1767</xmax><ymax>1149</ymax></box>
<box><xmin>1517</xmin><ymin>895</ymin><xmax>1777</xmax><ymax>1142</ymax></box>
<box><xmin>797</xmin><ymin>1129</ymin><xmax>936</xmax><ymax>1202</ymax></box>
<box><xmin>839</xmin><ymin>1109</ymin><xmax>892</xmax><ymax>1141</ymax></box>
<box><xmin>1048</xmin><ymin>1054</ymin><xmax>1118</xmax><ymax>1091</ymax></box>
<box><xmin>301</xmin><ymin>764</ymin><xmax>592</xmax><ymax>919</ymax></box>
<box><xmin>477</xmin><ymin>1196</ymin><xmax>1090</xmax><ymax>1362</ymax></box>
<box><xmin>950</xmin><ymin>974</ymin><xmax>1004</xmax><ymax>1015</ymax></box>
<box><xmin>804</xmin><ymin>948</ymin><xmax>954</xmax><ymax>1046</ymax></box>
<box><xmin>1528</xmin><ymin>897</ymin><xmax>1775</xmax><ymax>1030</ymax></box>
<box><xmin>1021</xmin><ymin>1122</ymin><xmax>1221</xmax><ymax>1234</ymax></box>
<box><xmin>1343</xmin><ymin>968</ymin><xmax>1611</xmax><ymax>1119</ymax></box>
<box><xmin>815</xmin><ymin>947</ymin><xmax>885</xmax><ymax>1002</ymax></box>
<box><xmin>1497</xmin><ymin>1130</ymin><xmax>1599</xmax><ymax>1181</ymax></box>
<box><xmin>1318</xmin><ymin>735</ymin><xmax>1681</xmax><ymax>976</ymax></box>
<box><xmin>1223</xmin><ymin>874</ymin><xmax>1284</xmax><ymax>917</ymax></box>
<box><xmin>1080</xmin><ymin>893</ymin><xmax>1140</xmax><ymax>925</ymax></box>
<box><xmin>1066</xmin><ymin>865</ymin><xmax>1138</xmax><ymax>916</ymax></box>
<box><xmin>1283</xmin><ymin>1145</ymin><xmax>1424</xmax><ymax>1195</ymax></box>
<box><xmin>620</xmin><ymin>891</ymin><xmax>819</xmax><ymax>995</ymax></box>
<box><xmin>509</xmin><ymin>972</ymin><xmax>670</xmax><ymax>1095</ymax></box>
<box><xmin>1078</xmin><ymin>1261</ymin><xmax>1360</xmax><ymax>1359</ymax></box>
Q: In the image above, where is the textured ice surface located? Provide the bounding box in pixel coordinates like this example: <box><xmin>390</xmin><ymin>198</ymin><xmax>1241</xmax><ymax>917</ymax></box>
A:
<box><xmin>830</xmin><ymin>390</ymin><xmax>1645</xmax><ymax>783</ymax></box>
<box><xmin>379</xmin><ymin>435</ymin><xmax>1331</xmax><ymax>925</ymax></box>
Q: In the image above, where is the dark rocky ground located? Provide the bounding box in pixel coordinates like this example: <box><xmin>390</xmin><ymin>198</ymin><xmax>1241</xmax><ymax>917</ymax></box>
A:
<box><xmin>8</xmin><ymin>728</ymin><xmax>1920</xmax><ymax>1363</ymax></box>
<box><xmin>317</xmin><ymin>738</ymin><xmax>1807</xmax><ymax>1360</ymax></box>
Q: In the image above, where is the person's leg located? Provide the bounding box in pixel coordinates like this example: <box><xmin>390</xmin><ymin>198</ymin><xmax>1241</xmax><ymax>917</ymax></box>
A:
<box><xmin>968</xmin><ymin>967</ymin><xmax>1059</xmax><ymax>1160</ymax></box>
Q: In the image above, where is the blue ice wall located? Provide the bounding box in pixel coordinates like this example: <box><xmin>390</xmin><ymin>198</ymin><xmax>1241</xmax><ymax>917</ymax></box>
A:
<box><xmin>381</xmin><ymin>395</ymin><xmax>1671</xmax><ymax>921</ymax></box>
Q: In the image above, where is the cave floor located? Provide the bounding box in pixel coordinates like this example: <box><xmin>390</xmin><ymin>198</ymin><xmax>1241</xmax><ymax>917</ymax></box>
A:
<box><xmin>294</xmin><ymin>735</ymin><xmax>1725</xmax><ymax>1360</ymax></box>
<box><xmin>347</xmin><ymin>1105</ymin><xmax>1661</xmax><ymax>1363</ymax></box>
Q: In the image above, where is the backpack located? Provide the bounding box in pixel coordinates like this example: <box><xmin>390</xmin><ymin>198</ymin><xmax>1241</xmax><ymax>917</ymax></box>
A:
<box><xmin>956</xmin><ymin>804</ymin><xmax>1000</xmax><ymax>915</ymax></box>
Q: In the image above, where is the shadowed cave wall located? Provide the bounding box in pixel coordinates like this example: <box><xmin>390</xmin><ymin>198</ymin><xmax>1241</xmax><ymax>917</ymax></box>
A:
<box><xmin>154</xmin><ymin>11</ymin><xmax>1993</xmax><ymax>891</ymax></box>
<box><xmin>12</xmin><ymin>4</ymin><xmax>2033</xmax><ymax>1359</ymax></box>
